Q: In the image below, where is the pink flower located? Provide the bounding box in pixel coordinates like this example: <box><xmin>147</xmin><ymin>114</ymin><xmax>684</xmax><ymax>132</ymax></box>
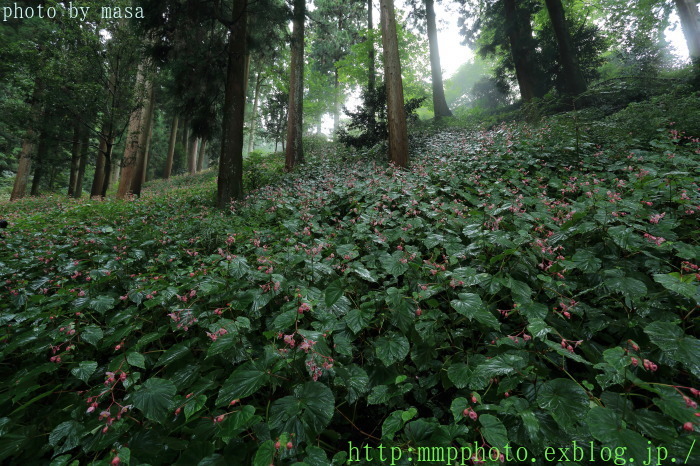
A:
<box><xmin>649</xmin><ymin>212</ymin><xmax>666</xmax><ymax>224</ymax></box>
<box><xmin>300</xmin><ymin>339</ymin><xmax>316</xmax><ymax>353</ymax></box>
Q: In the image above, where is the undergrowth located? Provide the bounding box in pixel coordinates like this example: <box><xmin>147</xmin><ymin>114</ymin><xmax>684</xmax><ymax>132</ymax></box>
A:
<box><xmin>0</xmin><ymin>101</ymin><xmax>698</xmax><ymax>465</ymax></box>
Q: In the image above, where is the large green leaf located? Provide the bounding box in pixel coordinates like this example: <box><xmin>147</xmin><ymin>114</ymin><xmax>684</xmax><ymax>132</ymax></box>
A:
<box><xmin>537</xmin><ymin>378</ymin><xmax>589</xmax><ymax>429</ymax></box>
<box><xmin>227</xmin><ymin>256</ymin><xmax>250</xmax><ymax>279</ymax></box>
<box><xmin>447</xmin><ymin>363</ymin><xmax>471</xmax><ymax>389</ymax></box>
<box><xmin>334</xmin><ymin>365</ymin><xmax>369</xmax><ymax>404</ymax></box>
<box><xmin>217</xmin><ymin>362</ymin><xmax>270</xmax><ymax>406</ymax></box>
<box><xmin>379</xmin><ymin>251</ymin><xmax>409</xmax><ymax>277</ymax></box>
<box><xmin>253</xmin><ymin>440</ymin><xmax>275</xmax><ymax>466</ymax></box>
<box><xmin>374</xmin><ymin>332</ymin><xmax>409</xmax><ymax>366</ymax></box>
<box><xmin>89</xmin><ymin>295</ymin><xmax>115</xmax><ymax>314</ymax></box>
<box><xmin>653</xmin><ymin>273</ymin><xmax>698</xmax><ymax>300</ymax></box>
<box><xmin>324</xmin><ymin>279</ymin><xmax>344</xmax><ymax>307</ymax></box>
<box><xmin>131</xmin><ymin>378</ymin><xmax>177</xmax><ymax>423</ymax></box>
<box><xmin>70</xmin><ymin>360</ymin><xmax>97</xmax><ymax>383</ymax></box>
<box><xmin>81</xmin><ymin>326</ymin><xmax>103</xmax><ymax>346</ymax></box>
<box><xmin>479</xmin><ymin>414</ymin><xmax>508</xmax><ymax>450</ymax></box>
<box><xmin>126</xmin><ymin>352</ymin><xmax>146</xmax><ymax>369</ymax></box>
<box><xmin>450</xmin><ymin>293</ymin><xmax>500</xmax><ymax>329</ymax></box>
<box><xmin>586</xmin><ymin>407</ymin><xmax>648</xmax><ymax>463</ymax></box>
<box><xmin>270</xmin><ymin>382</ymin><xmax>334</xmax><ymax>441</ymax></box>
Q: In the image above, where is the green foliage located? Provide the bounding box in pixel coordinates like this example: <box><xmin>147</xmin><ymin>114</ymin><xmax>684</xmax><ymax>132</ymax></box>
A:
<box><xmin>242</xmin><ymin>151</ymin><xmax>285</xmax><ymax>192</ymax></box>
<box><xmin>336</xmin><ymin>83</ymin><xmax>426</xmax><ymax>149</ymax></box>
<box><xmin>1</xmin><ymin>103</ymin><xmax>699</xmax><ymax>463</ymax></box>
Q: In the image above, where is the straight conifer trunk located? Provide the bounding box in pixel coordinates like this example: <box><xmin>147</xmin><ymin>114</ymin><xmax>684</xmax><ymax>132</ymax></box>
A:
<box><xmin>216</xmin><ymin>0</ymin><xmax>248</xmax><ymax>208</ymax></box>
<box><xmin>164</xmin><ymin>115</ymin><xmax>179</xmax><ymax>179</ymax></box>
<box><xmin>425</xmin><ymin>0</ymin><xmax>452</xmax><ymax>118</ymax></box>
<box><xmin>91</xmin><ymin>137</ymin><xmax>107</xmax><ymax>198</ymax></box>
<box><xmin>117</xmin><ymin>61</ymin><xmax>149</xmax><ymax>199</ymax></box>
<box><xmin>137</xmin><ymin>88</ymin><xmax>156</xmax><ymax>188</ymax></box>
<box><xmin>188</xmin><ymin>138</ymin><xmax>199</xmax><ymax>175</ymax></box>
<box><xmin>543</xmin><ymin>0</ymin><xmax>586</xmax><ymax>96</ymax></box>
<box><xmin>380</xmin><ymin>0</ymin><xmax>409</xmax><ymax>167</ymax></box>
<box><xmin>99</xmin><ymin>136</ymin><xmax>116</xmax><ymax>198</ymax></box>
<box><xmin>674</xmin><ymin>0</ymin><xmax>700</xmax><ymax>60</ymax></box>
<box><xmin>197</xmin><ymin>140</ymin><xmax>207</xmax><ymax>171</ymax></box>
<box><xmin>74</xmin><ymin>129</ymin><xmax>89</xmax><ymax>198</ymax></box>
<box><xmin>247</xmin><ymin>72</ymin><xmax>262</xmax><ymax>154</ymax></box>
<box><xmin>30</xmin><ymin>130</ymin><xmax>49</xmax><ymax>196</ymax></box>
<box><xmin>285</xmin><ymin>0</ymin><xmax>305</xmax><ymax>171</ymax></box>
<box><xmin>504</xmin><ymin>0</ymin><xmax>541</xmax><ymax>102</ymax></box>
<box><xmin>11</xmin><ymin>82</ymin><xmax>43</xmax><ymax>201</ymax></box>
<box><xmin>368</xmin><ymin>0</ymin><xmax>375</xmax><ymax>92</ymax></box>
<box><xmin>333</xmin><ymin>69</ymin><xmax>340</xmax><ymax>133</ymax></box>
<box><xmin>68</xmin><ymin>120</ymin><xmax>82</xmax><ymax>197</ymax></box>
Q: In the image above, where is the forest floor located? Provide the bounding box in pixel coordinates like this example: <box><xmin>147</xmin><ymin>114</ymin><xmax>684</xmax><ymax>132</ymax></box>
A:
<box><xmin>0</xmin><ymin>117</ymin><xmax>699</xmax><ymax>464</ymax></box>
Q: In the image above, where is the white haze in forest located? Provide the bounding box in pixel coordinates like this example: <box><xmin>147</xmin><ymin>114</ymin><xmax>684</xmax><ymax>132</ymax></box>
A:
<box><xmin>320</xmin><ymin>2</ymin><xmax>691</xmax><ymax>136</ymax></box>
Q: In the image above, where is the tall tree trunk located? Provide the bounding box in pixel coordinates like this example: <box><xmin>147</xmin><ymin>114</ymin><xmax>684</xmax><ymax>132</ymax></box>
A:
<box><xmin>11</xmin><ymin>82</ymin><xmax>43</xmax><ymax>201</ymax></box>
<box><xmin>368</xmin><ymin>0</ymin><xmax>375</xmax><ymax>92</ymax></box>
<box><xmin>74</xmin><ymin>128</ymin><xmax>89</xmax><ymax>198</ymax></box>
<box><xmin>197</xmin><ymin>139</ymin><xmax>207</xmax><ymax>171</ymax></box>
<box><xmin>285</xmin><ymin>0</ymin><xmax>305</xmax><ymax>171</ymax></box>
<box><xmin>367</xmin><ymin>0</ymin><xmax>377</xmax><ymax>135</ymax></box>
<box><xmin>109</xmin><ymin>156</ymin><xmax>120</xmax><ymax>189</ymax></box>
<box><xmin>117</xmin><ymin>62</ymin><xmax>149</xmax><ymax>199</ymax></box>
<box><xmin>134</xmin><ymin>83</ymin><xmax>156</xmax><ymax>192</ymax></box>
<box><xmin>247</xmin><ymin>72</ymin><xmax>262</xmax><ymax>154</ymax></box>
<box><xmin>164</xmin><ymin>114</ymin><xmax>179</xmax><ymax>179</ymax></box>
<box><xmin>30</xmin><ymin>130</ymin><xmax>49</xmax><ymax>196</ymax></box>
<box><xmin>675</xmin><ymin>0</ymin><xmax>700</xmax><ymax>60</ymax></box>
<box><xmin>68</xmin><ymin>120</ymin><xmax>82</xmax><ymax>196</ymax></box>
<box><xmin>101</xmin><ymin>139</ymin><xmax>116</xmax><ymax>198</ymax></box>
<box><xmin>425</xmin><ymin>0</ymin><xmax>452</xmax><ymax>118</ymax></box>
<box><xmin>380</xmin><ymin>0</ymin><xmax>409</xmax><ymax>167</ymax></box>
<box><xmin>543</xmin><ymin>0</ymin><xmax>587</xmax><ymax>96</ymax></box>
<box><xmin>188</xmin><ymin>138</ymin><xmax>199</xmax><ymax>175</ymax></box>
<box><xmin>183</xmin><ymin>122</ymin><xmax>191</xmax><ymax>173</ymax></box>
<box><xmin>504</xmin><ymin>0</ymin><xmax>542</xmax><ymax>102</ymax></box>
<box><xmin>141</xmin><ymin>95</ymin><xmax>156</xmax><ymax>185</ymax></box>
<box><xmin>48</xmin><ymin>162</ymin><xmax>57</xmax><ymax>191</ymax></box>
<box><xmin>216</xmin><ymin>0</ymin><xmax>248</xmax><ymax>208</ymax></box>
<box><xmin>333</xmin><ymin>69</ymin><xmax>341</xmax><ymax>133</ymax></box>
<box><xmin>91</xmin><ymin>137</ymin><xmax>107</xmax><ymax>197</ymax></box>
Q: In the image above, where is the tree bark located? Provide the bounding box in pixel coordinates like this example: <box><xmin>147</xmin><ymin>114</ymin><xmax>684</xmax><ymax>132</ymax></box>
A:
<box><xmin>285</xmin><ymin>0</ymin><xmax>305</xmax><ymax>171</ymax></box>
<box><xmin>183</xmin><ymin>121</ymin><xmax>191</xmax><ymax>173</ymax></box>
<box><xmin>675</xmin><ymin>0</ymin><xmax>700</xmax><ymax>60</ymax></box>
<box><xmin>11</xmin><ymin>82</ymin><xmax>43</xmax><ymax>201</ymax></box>
<box><xmin>188</xmin><ymin>137</ymin><xmax>199</xmax><ymax>175</ymax></box>
<box><xmin>247</xmin><ymin>72</ymin><xmax>262</xmax><ymax>154</ymax></box>
<box><xmin>30</xmin><ymin>130</ymin><xmax>49</xmax><ymax>196</ymax></box>
<box><xmin>197</xmin><ymin>139</ymin><xmax>207</xmax><ymax>171</ymax></box>
<box><xmin>132</xmin><ymin>80</ymin><xmax>155</xmax><ymax>195</ymax></box>
<box><xmin>543</xmin><ymin>0</ymin><xmax>587</xmax><ymax>96</ymax></box>
<box><xmin>116</xmin><ymin>61</ymin><xmax>149</xmax><ymax>199</ymax></box>
<box><xmin>68</xmin><ymin>120</ymin><xmax>82</xmax><ymax>197</ymax></box>
<box><xmin>164</xmin><ymin>114</ymin><xmax>179</xmax><ymax>179</ymax></box>
<box><xmin>333</xmin><ymin>69</ymin><xmax>340</xmax><ymax>133</ymax></box>
<box><xmin>216</xmin><ymin>0</ymin><xmax>248</xmax><ymax>208</ymax></box>
<box><xmin>139</xmin><ymin>89</ymin><xmax>157</xmax><ymax>187</ymax></box>
<box><xmin>380</xmin><ymin>0</ymin><xmax>409</xmax><ymax>167</ymax></box>
<box><xmin>503</xmin><ymin>0</ymin><xmax>542</xmax><ymax>102</ymax></box>
<box><xmin>100</xmin><ymin>137</ymin><xmax>116</xmax><ymax>198</ymax></box>
<box><xmin>91</xmin><ymin>137</ymin><xmax>107</xmax><ymax>198</ymax></box>
<box><xmin>425</xmin><ymin>0</ymin><xmax>452</xmax><ymax>118</ymax></box>
<box><xmin>73</xmin><ymin>128</ymin><xmax>89</xmax><ymax>198</ymax></box>
<box><xmin>368</xmin><ymin>0</ymin><xmax>375</xmax><ymax>93</ymax></box>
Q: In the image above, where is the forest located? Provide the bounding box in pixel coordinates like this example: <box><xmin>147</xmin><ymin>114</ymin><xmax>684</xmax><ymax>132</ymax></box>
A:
<box><xmin>0</xmin><ymin>0</ymin><xmax>699</xmax><ymax>464</ymax></box>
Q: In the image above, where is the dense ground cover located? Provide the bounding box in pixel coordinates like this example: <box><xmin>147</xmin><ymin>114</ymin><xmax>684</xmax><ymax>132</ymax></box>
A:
<box><xmin>1</xmin><ymin>112</ymin><xmax>699</xmax><ymax>465</ymax></box>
